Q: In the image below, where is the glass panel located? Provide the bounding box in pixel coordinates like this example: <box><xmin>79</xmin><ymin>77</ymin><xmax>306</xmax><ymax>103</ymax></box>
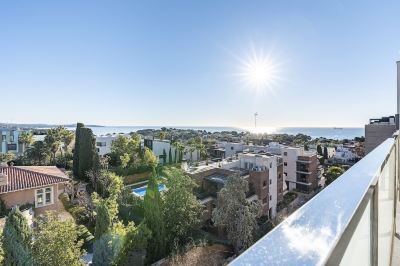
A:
<box><xmin>37</xmin><ymin>193</ymin><xmax>43</xmax><ymax>206</ymax></box>
<box><xmin>45</xmin><ymin>191</ymin><xmax>51</xmax><ymax>204</ymax></box>
<box><xmin>37</xmin><ymin>188</ymin><xmax>43</xmax><ymax>194</ymax></box>
<box><xmin>378</xmin><ymin>148</ymin><xmax>395</xmax><ymax>266</ymax></box>
<box><xmin>45</xmin><ymin>187</ymin><xmax>51</xmax><ymax>192</ymax></box>
<box><xmin>340</xmin><ymin>199</ymin><xmax>371</xmax><ymax>266</ymax></box>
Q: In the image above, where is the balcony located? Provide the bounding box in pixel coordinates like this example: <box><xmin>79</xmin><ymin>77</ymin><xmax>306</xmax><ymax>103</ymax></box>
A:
<box><xmin>230</xmin><ymin>135</ymin><xmax>399</xmax><ymax>265</ymax></box>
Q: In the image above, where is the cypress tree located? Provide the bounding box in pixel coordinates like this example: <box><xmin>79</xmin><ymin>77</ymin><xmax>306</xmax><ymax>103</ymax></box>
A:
<box><xmin>94</xmin><ymin>201</ymin><xmax>112</xmax><ymax>240</ymax></box>
<box><xmin>174</xmin><ymin>148</ymin><xmax>177</xmax><ymax>164</ymax></box>
<box><xmin>323</xmin><ymin>146</ymin><xmax>328</xmax><ymax>159</ymax></box>
<box><xmin>316</xmin><ymin>144</ymin><xmax>323</xmax><ymax>156</ymax></box>
<box><xmin>162</xmin><ymin>149</ymin><xmax>167</xmax><ymax>165</ymax></box>
<box><xmin>73</xmin><ymin>122</ymin><xmax>84</xmax><ymax>178</ymax></box>
<box><xmin>78</xmin><ymin>127</ymin><xmax>97</xmax><ymax>180</ymax></box>
<box><xmin>168</xmin><ymin>147</ymin><xmax>173</xmax><ymax>165</ymax></box>
<box><xmin>144</xmin><ymin>171</ymin><xmax>166</xmax><ymax>263</ymax></box>
<box><xmin>3</xmin><ymin>208</ymin><xmax>34</xmax><ymax>265</ymax></box>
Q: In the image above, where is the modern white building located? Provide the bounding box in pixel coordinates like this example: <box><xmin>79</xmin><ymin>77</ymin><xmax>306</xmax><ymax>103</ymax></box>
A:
<box><xmin>95</xmin><ymin>134</ymin><xmax>130</xmax><ymax>156</ymax></box>
<box><xmin>143</xmin><ymin>138</ymin><xmax>199</xmax><ymax>164</ymax></box>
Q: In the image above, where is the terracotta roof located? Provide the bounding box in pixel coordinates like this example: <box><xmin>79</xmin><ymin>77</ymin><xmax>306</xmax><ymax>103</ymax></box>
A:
<box><xmin>0</xmin><ymin>166</ymin><xmax>70</xmax><ymax>194</ymax></box>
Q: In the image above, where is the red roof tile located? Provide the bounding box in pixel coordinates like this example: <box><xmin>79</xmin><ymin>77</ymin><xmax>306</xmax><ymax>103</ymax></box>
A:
<box><xmin>0</xmin><ymin>166</ymin><xmax>70</xmax><ymax>194</ymax></box>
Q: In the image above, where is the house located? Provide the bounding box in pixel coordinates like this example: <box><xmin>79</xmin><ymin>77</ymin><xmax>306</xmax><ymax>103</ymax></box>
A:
<box><xmin>332</xmin><ymin>144</ymin><xmax>357</xmax><ymax>163</ymax></box>
<box><xmin>0</xmin><ymin>166</ymin><xmax>70</xmax><ymax>216</ymax></box>
<box><xmin>144</xmin><ymin>137</ymin><xmax>200</xmax><ymax>163</ymax></box>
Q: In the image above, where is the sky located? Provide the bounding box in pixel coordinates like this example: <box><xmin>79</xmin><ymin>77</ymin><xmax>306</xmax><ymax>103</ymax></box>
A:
<box><xmin>0</xmin><ymin>0</ymin><xmax>400</xmax><ymax>128</ymax></box>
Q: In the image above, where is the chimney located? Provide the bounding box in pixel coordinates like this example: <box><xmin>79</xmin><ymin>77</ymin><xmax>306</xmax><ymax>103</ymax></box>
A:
<box><xmin>0</xmin><ymin>173</ymin><xmax>7</xmax><ymax>186</ymax></box>
<box><xmin>397</xmin><ymin>61</ymin><xmax>400</xmax><ymax>129</ymax></box>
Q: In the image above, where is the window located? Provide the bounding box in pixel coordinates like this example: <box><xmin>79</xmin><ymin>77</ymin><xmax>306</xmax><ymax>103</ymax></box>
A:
<box><xmin>284</xmin><ymin>162</ymin><xmax>287</xmax><ymax>166</ymax></box>
<box><xmin>231</xmin><ymin>146</ymin><xmax>234</xmax><ymax>150</ymax></box>
<box><xmin>284</xmin><ymin>172</ymin><xmax>288</xmax><ymax>176</ymax></box>
<box><xmin>7</xmin><ymin>144</ymin><xmax>17</xmax><ymax>151</ymax></box>
<box><xmin>35</xmin><ymin>187</ymin><xmax>53</xmax><ymax>207</ymax></box>
<box><xmin>270</xmin><ymin>195</ymin><xmax>272</xmax><ymax>200</ymax></box>
<box><xmin>1</xmin><ymin>135</ymin><xmax>5</xmax><ymax>142</ymax></box>
<box><xmin>269</xmin><ymin>162</ymin><xmax>272</xmax><ymax>168</ymax></box>
<box><xmin>270</xmin><ymin>179</ymin><xmax>272</xmax><ymax>185</ymax></box>
<box><xmin>10</xmin><ymin>135</ymin><xmax>14</xmax><ymax>142</ymax></box>
<box><xmin>278</xmin><ymin>173</ymin><xmax>282</xmax><ymax>179</ymax></box>
<box><xmin>96</xmin><ymin>142</ymin><xmax>107</xmax><ymax>147</ymax></box>
<box><xmin>263</xmin><ymin>180</ymin><xmax>267</xmax><ymax>187</ymax></box>
<box><xmin>283</xmin><ymin>152</ymin><xmax>287</xmax><ymax>156</ymax></box>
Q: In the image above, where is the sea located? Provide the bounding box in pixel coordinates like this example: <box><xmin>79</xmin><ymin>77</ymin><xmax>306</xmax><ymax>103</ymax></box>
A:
<box><xmin>58</xmin><ymin>126</ymin><xmax>364</xmax><ymax>140</ymax></box>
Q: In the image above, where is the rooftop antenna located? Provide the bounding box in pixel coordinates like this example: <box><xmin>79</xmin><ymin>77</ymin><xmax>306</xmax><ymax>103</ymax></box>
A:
<box><xmin>254</xmin><ymin>112</ymin><xmax>258</xmax><ymax>128</ymax></box>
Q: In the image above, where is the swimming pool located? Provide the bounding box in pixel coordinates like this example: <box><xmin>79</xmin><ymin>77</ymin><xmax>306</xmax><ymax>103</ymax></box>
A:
<box><xmin>132</xmin><ymin>184</ymin><xmax>166</xmax><ymax>197</ymax></box>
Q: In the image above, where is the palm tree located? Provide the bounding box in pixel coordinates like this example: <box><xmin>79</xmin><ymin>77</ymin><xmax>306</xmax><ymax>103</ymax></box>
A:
<box><xmin>26</xmin><ymin>141</ymin><xmax>49</xmax><ymax>165</ymax></box>
<box><xmin>19</xmin><ymin>131</ymin><xmax>34</xmax><ymax>154</ymax></box>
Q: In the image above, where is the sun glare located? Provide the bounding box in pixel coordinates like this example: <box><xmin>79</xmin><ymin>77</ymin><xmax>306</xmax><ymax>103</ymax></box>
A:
<box><xmin>236</xmin><ymin>45</ymin><xmax>281</xmax><ymax>93</ymax></box>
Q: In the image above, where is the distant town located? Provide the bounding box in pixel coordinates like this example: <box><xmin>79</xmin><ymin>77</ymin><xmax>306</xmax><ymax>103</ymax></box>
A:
<box><xmin>0</xmin><ymin>121</ymin><xmax>371</xmax><ymax>265</ymax></box>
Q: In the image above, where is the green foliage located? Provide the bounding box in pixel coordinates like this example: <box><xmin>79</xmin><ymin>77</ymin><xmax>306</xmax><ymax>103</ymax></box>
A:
<box><xmin>143</xmin><ymin>148</ymin><xmax>158</xmax><ymax>169</ymax></box>
<box><xmin>93</xmin><ymin>233</ymin><xmax>123</xmax><ymax>266</ymax></box>
<box><xmin>162</xmin><ymin>149</ymin><xmax>167</xmax><ymax>164</ymax></box>
<box><xmin>77</xmin><ymin>225</ymin><xmax>94</xmax><ymax>252</ymax></box>
<box><xmin>163</xmin><ymin>167</ymin><xmax>202</xmax><ymax>250</ymax></box>
<box><xmin>0</xmin><ymin>235</ymin><xmax>4</xmax><ymax>265</ymax></box>
<box><xmin>94</xmin><ymin>201</ymin><xmax>112</xmax><ymax>240</ymax></box>
<box><xmin>118</xmin><ymin>187</ymin><xmax>145</xmax><ymax>224</ymax></box>
<box><xmin>77</xmin><ymin>127</ymin><xmax>97</xmax><ymax>181</ymax></box>
<box><xmin>168</xmin><ymin>148</ymin><xmax>173</xmax><ymax>165</ymax></box>
<box><xmin>33</xmin><ymin>212</ymin><xmax>83</xmax><ymax>266</ymax></box>
<box><xmin>144</xmin><ymin>171</ymin><xmax>166</xmax><ymax>263</ymax></box>
<box><xmin>325</xmin><ymin>166</ymin><xmax>345</xmax><ymax>185</ymax></box>
<box><xmin>73</xmin><ymin>123</ymin><xmax>84</xmax><ymax>177</ymax></box>
<box><xmin>212</xmin><ymin>174</ymin><xmax>261</xmax><ymax>254</ymax></box>
<box><xmin>323</xmin><ymin>146</ymin><xmax>328</xmax><ymax>159</ymax></box>
<box><xmin>114</xmin><ymin>222</ymin><xmax>151</xmax><ymax>266</ymax></box>
<box><xmin>3</xmin><ymin>208</ymin><xmax>34</xmax><ymax>265</ymax></box>
<box><xmin>26</xmin><ymin>141</ymin><xmax>49</xmax><ymax>165</ymax></box>
<box><xmin>109</xmin><ymin>135</ymin><xmax>141</xmax><ymax>167</ymax></box>
<box><xmin>0</xmin><ymin>198</ymin><xmax>9</xmax><ymax>217</ymax></box>
<box><xmin>316</xmin><ymin>144</ymin><xmax>323</xmax><ymax>156</ymax></box>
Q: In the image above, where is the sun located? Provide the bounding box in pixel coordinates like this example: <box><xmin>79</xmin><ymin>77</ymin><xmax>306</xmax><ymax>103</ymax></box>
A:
<box><xmin>236</xmin><ymin>46</ymin><xmax>281</xmax><ymax>93</ymax></box>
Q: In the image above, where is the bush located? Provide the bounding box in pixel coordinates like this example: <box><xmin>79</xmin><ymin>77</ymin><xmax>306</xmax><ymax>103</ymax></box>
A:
<box><xmin>0</xmin><ymin>199</ymin><xmax>9</xmax><ymax>218</ymax></box>
<box><xmin>69</xmin><ymin>206</ymin><xmax>91</xmax><ymax>225</ymax></box>
<box><xmin>59</xmin><ymin>193</ymin><xmax>72</xmax><ymax>210</ymax></box>
<box><xmin>77</xmin><ymin>224</ymin><xmax>94</xmax><ymax>253</ymax></box>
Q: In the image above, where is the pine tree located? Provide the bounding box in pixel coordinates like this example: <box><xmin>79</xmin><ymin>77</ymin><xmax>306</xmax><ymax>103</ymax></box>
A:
<box><xmin>73</xmin><ymin>122</ymin><xmax>84</xmax><ymax>178</ymax></box>
<box><xmin>168</xmin><ymin>147</ymin><xmax>173</xmax><ymax>165</ymax></box>
<box><xmin>144</xmin><ymin>171</ymin><xmax>166</xmax><ymax>263</ymax></box>
<box><xmin>3</xmin><ymin>208</ymin><xmax>34</xmax><ymax>265</ymax></box>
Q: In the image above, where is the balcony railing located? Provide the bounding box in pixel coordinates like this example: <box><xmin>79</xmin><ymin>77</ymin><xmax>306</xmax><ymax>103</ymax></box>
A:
<box><xmin>230</xmin><ymin>134</ymin><xmax>399</xmax><ymax>265</ymax></box>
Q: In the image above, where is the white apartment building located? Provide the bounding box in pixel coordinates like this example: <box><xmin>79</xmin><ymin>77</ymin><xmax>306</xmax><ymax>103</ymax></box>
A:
<box><xmin>216</xmin><ymin>142</ymin><xmax>246</xmax><ymax>158</ymax></box>
<box><xmin>0</xmin><ymin>128</ymin><xmax>27</xmax><ymax>155</ymax></box>
<box><xmin>281</xmin><ymin>147</ymin><xmax>318</xmax><ymax>193</ymax></box>
<box><xmin>144</xmin><ymin>138</ymin><xmax>199</xmax><ymax>164</ymax></box>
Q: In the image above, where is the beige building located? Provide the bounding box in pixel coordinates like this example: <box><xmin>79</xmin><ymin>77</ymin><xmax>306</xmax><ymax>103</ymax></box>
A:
<box><xmin>0</xmin><ymin>166</ymin><xmax>70</xmax><ymax>216</ymax></box>
<box><xmin>365</xmin><ymin>116</ymin><xmax>396</xmax><ymax>154</ymax></box>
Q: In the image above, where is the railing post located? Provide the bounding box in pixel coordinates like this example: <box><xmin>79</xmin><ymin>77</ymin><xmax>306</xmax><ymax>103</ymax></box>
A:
<box><xmin>371</xmin><ymin>183</ymin><xmax>379</xmax><ymax>266</ymax></box>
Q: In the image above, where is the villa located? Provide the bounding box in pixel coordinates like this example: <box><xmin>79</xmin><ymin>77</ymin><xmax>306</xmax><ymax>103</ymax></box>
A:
<box><xmin>0</xmin><ymin>166</ymin><xmax>70</xmax><ymax>216</ymax></box>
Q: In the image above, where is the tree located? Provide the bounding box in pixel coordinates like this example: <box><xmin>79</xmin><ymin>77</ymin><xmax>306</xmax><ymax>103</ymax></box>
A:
<box><xmin>143</xmin><ymin>148</ymin><xmax>158</xmax><ymax>169</ymax></box>
<box><xmin>73</xmin><ymin>123</ymin><xmax>84</xmax><ymax>177</ymax></box>
<box><xmin>19</xmin><ymin>131</ymin><xmax>34</xmax><ymax>154</ymax></box>
<box><xmin>304</xmin><ymin>144</ymin><xmax>309</xmax><ymax>151</ymax></box>
<box><xmin>44</xmin><ymin>127</ymin><xmax>62</xmax><ymax>164</ymax></box>
<box><xmin>144</xmin><ymin>171</ymin><xmax>165</xmax><ymax>263</ymax></box>
<box><xmin>94</xmin><ymin>201</ymin><xmax>112</xmax><ymax>240</ymax></box>
<box><xmin>93</xmin><ymin>233</ymin><xmax>123</xmax><ymax>266</ymax></box>
<box><xmin>316</xmin><ymin>144</ymin><xmax>323</xmax><ymax>156</ymax></box>
<box><xmin>3</xmin><ymin>208</ymin><xmax>34</xmax><ymax>265</ymax></box>
<box><xmin>323</xmin><ymin>146</ymin><xmax>328</xmax><ymax>159</ymax></box>
<box><xmin>325</xmin><ymin>166</ymin><xmax>345</xmax><ymax>185</ymax></box>
<box><xmin>114</xmin><ymin>223</ymin><xmax>151</xmax><ymax>266</ymax></box>
<box><xmin>26</xmin><ymin>141</ymin><xmax>49</xmax><ymax>165</ymax></box>
<box><xmin>33</xmin><ymin>212</ymin><xmax>83</xmax><ymax>266</ymax></box>
<box><xmin>172</xmin><ymin>142</ymin><xmax>179</xmax><ymax>164</ymax></box>
<box><xmin>110</xmin><ymin>135</ymin><xmax>141</xmax><ymax>167</ymax></box>
<box><xmin>73</xmin><ymin>123</ymin><xmax>97</xmax><ymax>180</ymax></box>
<box><xmin>158</xmin><ymin>131</ymin><xmax>167</xmax><ymax>140</ymax></box>
<box><xmin>163</xmin><ymin>168</ymin><xmax>202</xmax><ymax>250</ymax></box>
<box><xmin>212</xmin><ymin>175</ymin><xmax>261</xmax><ymax>254</ymax></box>
<box><xmin>162</xmin><ymin>149</ymin><xmax>167</xmax><ymax>165</ymax></box>
<box><xmin>168</xmin><ymin>148</ymin><xmax>173</xmax><ymax>165</ymax></box>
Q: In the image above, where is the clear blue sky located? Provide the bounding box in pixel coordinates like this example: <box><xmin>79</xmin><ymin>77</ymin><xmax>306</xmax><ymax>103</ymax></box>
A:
<box><xmin>1</xmin><ymin>0</ymin><xmax>399</xmax><ymax>128</ymax></box>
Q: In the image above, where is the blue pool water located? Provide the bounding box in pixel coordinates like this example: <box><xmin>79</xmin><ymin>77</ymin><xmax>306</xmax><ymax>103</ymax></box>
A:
<box><xmin>132</xmin><ymin>184</ymin><xmax>166</xmax><ymax>197</ymax></box>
